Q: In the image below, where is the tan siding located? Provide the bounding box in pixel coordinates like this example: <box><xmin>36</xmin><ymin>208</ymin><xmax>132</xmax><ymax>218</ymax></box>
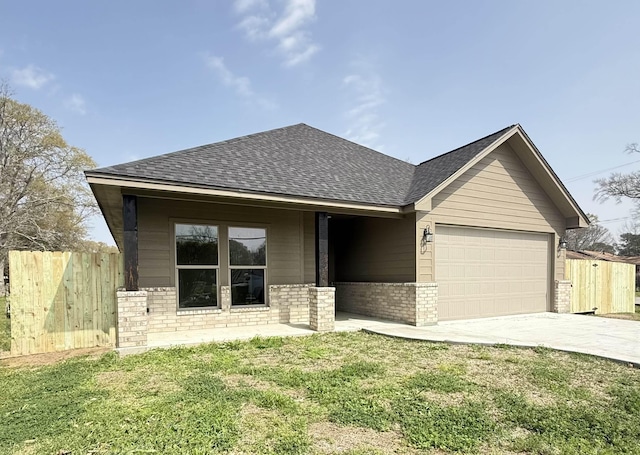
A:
<box><xmin>416</xmin><ymin>212</ymin><xmax>435</xmax><ymax>282</ymax></box>
<box><xmin>429</xmin><ymin>143</ymin><xmax>567</xmax><ymax>281</ymax></box>
<box><xmin>334</xmin><ymin>215</ymin><xmax>416</xmax><ymax>282</ymax></box>
<box><xmin>431</xmin><ymin>143</ymin><xmax>565</xmax><ymax>233</ymax></box>
<box><xmin>137</xmin><ymin>198</ymin><xmax>305</xmax><ymax>288</ymax></box>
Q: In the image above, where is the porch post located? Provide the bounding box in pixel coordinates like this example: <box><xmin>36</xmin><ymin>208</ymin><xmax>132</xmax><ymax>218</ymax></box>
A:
<box><xmin>315</xmin><ymin>212</ymin><xmax>329</xmax><ymax>287</ymax></box>
<box><xmin>122</xmin><ymin>194</ymin><xmax>139</xmax><ymax>291</ymax></box>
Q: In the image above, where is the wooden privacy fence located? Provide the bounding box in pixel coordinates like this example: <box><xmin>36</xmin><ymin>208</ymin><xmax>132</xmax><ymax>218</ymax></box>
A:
<box><xmin>8</xmin><ymin>251</ymin><xmax>123</xmax><ymax>356</ymax></box>
<box><xmin>565</xmin><ymin>259</ymin><xmax>635</xmax><ymax>314</ymax></box>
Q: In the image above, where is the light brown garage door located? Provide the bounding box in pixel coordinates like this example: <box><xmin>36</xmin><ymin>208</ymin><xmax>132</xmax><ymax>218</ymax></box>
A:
<box><xmin>436</xmin><ymin>225</ymin><xmax>550</xmax><ymax>321</ymax></box>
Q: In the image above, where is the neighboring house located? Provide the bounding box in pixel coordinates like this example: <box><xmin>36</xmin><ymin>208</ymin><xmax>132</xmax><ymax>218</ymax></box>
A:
<box><xmin>86</xmin><ymin>123</ymin><xmax>589</xmax><ymax>349</ymax></box>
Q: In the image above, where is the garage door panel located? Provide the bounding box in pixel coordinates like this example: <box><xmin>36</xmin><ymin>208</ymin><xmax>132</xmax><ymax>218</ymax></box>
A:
<box><xmin>436</xmin><ymin>225</ymin><xmax>549</xmax><ymax>321</ymax></box>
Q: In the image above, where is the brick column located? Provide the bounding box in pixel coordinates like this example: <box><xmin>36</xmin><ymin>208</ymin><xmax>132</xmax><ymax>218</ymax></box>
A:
<box><xmin>415</xmin><ymin>283</ymin><xmax>438</xmax><ymax>326</ymax></box>
<box><xmin>309</xmin><ymin>287</ymin><xmax>335</xmax><ymax>332</ymax></box>
<box><xmin>116</xmin><ymin>290</ymin><xmax>148</xmax><ymax>348</ymax></box>
<box><xmin>553</xmin><ymin>280</ymin><xmax>572</xmax><ymax>313</ymax></box>
<box><xmin>220</xmin><ymin>285</ymin><xmax>231</xmax><ymax>310</ymax></box>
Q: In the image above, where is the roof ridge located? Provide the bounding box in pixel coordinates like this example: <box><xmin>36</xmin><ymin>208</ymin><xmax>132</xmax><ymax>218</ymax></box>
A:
<box><xmin>299</xmin><ymin>124</ymin><xmax>416</xmax><ymax>169</ymax></box>
<box><xmin>415</xmin><ymin>124</ymin><xmax>517</xmax><ymax>167</ymax></box>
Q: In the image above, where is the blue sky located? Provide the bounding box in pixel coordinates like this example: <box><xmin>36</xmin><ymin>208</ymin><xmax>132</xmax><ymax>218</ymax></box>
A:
<box><xmin>2</xmin><ymin>0</ymin><xmax>639</xmax><ymax>245</ymax></box>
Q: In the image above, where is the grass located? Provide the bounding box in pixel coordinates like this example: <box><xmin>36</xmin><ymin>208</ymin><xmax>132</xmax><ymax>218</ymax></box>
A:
<box><xmin>1</xmin><ymin>333</ymin><xmax>639</xmax><ymax>454</ymax></box>
<box><xmin>0</xmin><ymin>296</ymin><xmax>10</xmax><ymax>352</ymax></box>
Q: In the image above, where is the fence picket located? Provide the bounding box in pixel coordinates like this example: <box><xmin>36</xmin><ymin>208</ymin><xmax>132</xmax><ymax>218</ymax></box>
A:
<box><xmin>8</xmin><ymin>250</ymin><xmax>122</xmax><ymax>356</ymax></box>
<box><xmin>565</xmin><ymin>259</ymin><xmax>634</xmax><ymax>314</ymax></box>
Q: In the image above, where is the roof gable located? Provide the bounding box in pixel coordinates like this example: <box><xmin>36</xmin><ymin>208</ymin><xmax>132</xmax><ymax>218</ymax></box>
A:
<box><xmin>410</xmin><ymin>125</ymin><xmax>589</xmax><ymax>227</ymax></box>
<box><xmin>404</xmin><ymin>126</ymin><xmax>514</xmax><ymax>204</ymax></box>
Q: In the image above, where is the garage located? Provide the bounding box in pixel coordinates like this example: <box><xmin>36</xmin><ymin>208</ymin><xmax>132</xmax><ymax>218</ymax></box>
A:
<box><xmin>436</xmin><ymin>225</ymin><xmax>550</xmax><ymax>321</ymax></box>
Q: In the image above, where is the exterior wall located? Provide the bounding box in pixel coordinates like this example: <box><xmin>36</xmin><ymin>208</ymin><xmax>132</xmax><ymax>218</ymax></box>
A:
<box><xmin>137</xmin><ymin>197</ymin><xmax>315</xmax><ymax>290</ymax></box>
<box><xmin>145</xmin><ymin>285</ymin><xmax>312</xmax><ymax>333</ymax></box>
<box><xmin>270</xmin><ymin>284</ymin><xmax>312</xmax><ymax>324</ymax></box>
<box><xmin>553</xmin><ymin>280</ymin><xmax>572</xmax><ymax>314</ymax></box>
<box><xmin>416</xmin><ymin>283</ymin><xmax>438</xmax><ymax>326</ymax></box>
<box><xmin>309</xmin><ymin>287</ymin><xmax>335</xmax><ymax>332</ymax></box>
<box><xmin>332</xmin><ymin>215</ymin><xmax>416</xmax><ymax>282</ymax></box>
<box><xmin>116</xmin><ymin>290</ymin><xmax>148</xmax><ymax>348</ymax></box>
<box><xmin>335</xmin><ymin>282</ymin><xmax>437</xmax><ymax>326</ymax></box>
<box><xmin>417</xmin><ymin>142</ymin><xmax>567</xmax><ymax>283</ymax></box>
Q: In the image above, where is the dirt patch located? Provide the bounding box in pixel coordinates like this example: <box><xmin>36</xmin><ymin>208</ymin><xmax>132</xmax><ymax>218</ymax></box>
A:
<box><xmin>310</xmin><ymin>421</ymin><xmax>420</xmax><ymax>454</ymax></box>
<box><xmin>223</xmin><ymin>373</ymin><xmax>306</xmax><ymax>400</ymax></box>
<box><xmin>96</xmin><ymin>370</ymin><xmax>128</xmax><ymax>390</ymax></box>
<box><xmin>96</xmin><ymin>370</ymin><xmax>181</xmax><ymax>395</ymax></box>
<box><xmin>0</xmin><ymin>347</ymin><xmax>111</xmax><ymax>368</ymax></box>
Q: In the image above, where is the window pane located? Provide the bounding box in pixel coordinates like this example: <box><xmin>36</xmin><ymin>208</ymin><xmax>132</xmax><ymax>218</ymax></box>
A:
<box><xmin>176</xmin><ymin>224</ymin><xmax>218</xmax><ymax>265</ymax></box>
<box><xmin>231</xmin><ymin>269</ymin><xmax>265</xmax><ymax>305</ymax></box>
<box><xmin>178</xmin><ymin>269</ymin><xmax>217</xmax><ymax>308</ymax></box>
<box><xmin>229</xmin><ymin>227</ymin><xmax>266</xmax><ymax>266</ymax></box>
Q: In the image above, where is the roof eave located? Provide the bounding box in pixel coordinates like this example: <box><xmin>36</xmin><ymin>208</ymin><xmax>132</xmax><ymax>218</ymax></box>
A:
<box><xmin>86</xmin><ymin>173</ymin><xmax>406</xmax><ymax>218</ymax></box>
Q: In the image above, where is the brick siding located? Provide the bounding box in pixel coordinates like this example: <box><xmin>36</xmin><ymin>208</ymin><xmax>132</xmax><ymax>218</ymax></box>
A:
<box><xmin>309</xmin><ymin>287</ymin><xmax>335</xmax><ymax>332</ymax></box>
<box><xmin>553</xmin><ymin>280</ymin><xmax>572</xmax><ymax>314</ymax></box>
<box><xmin>335</xmin><ymin>282</ymin><xmax>438</xmax><ymax>326</ymax></box>
<box><xmin>116</xmin><ymin>290</ymin><xmax>149</xmax><ymax>348</ymax></box>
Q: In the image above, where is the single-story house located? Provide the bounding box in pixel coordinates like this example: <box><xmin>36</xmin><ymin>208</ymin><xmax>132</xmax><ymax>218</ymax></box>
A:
<box><xmin>86</xmin><ymin>123</ymin><xmax>589</xmax><ymax>349</ymax></box>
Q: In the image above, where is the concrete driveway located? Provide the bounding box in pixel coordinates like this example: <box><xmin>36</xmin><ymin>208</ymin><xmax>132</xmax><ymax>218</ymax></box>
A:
<box><xmin>363</xmin><ymin>312</ymin><xmax>640</xmax><ymax>366</ymax></box>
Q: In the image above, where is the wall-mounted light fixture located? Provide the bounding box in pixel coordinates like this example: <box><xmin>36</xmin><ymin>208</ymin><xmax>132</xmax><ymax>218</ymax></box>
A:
<box><xmin>558</xmin><ymin>236</ymin><xmax>568</xmax><ymax>250</ymax></box>
<box><xmin>422</xmin><ymin>226</ymin><xmax>434</xmax><ymax>243</ymax></box>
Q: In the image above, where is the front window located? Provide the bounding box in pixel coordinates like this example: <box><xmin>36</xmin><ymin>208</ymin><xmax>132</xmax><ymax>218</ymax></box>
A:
<box><xmin>229</xmin><ymin>227</ymin><xmax>266</xmax><ymax>306</ymax></box>
<box><xmin>176</xmin><ymin>224</ymin><xmax>219</xmax><ymax>308</ymax></box>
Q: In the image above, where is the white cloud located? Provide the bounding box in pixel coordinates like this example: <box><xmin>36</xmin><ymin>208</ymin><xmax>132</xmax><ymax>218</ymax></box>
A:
<box><xmin>238</xmin><ymin>15</ymin><xmax>271</xmax><ymax>41</ymax></box>
<box><xmin>64</xmin><ymin>93</ymin><xmax>87</xmax><ymax>115</ymax></box>
<box><xmin>342</xmin><ymin>68</ymin><xmax>386</xmax><ymax>150</ymax></box>
<box><xmin>11</xmin><ymin>64</ymin><xmax>54</xmax><ymax>90</ymax></box>
<box><xmin>204</xmin><ymin>54</ymin><xmax>277</xmax><ymax>110</ymax></box>
<box><xmin>233</xmin><ymin>0</ymin><xmax>319</xmax><ymax>67</ymax></box>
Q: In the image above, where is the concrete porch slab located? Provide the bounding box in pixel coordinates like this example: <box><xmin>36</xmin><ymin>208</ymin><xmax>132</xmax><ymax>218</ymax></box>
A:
<box><xmin>142</xmin><ymin>312</ymin><xmax>406</xmax><ymax>351</ymax></box>
<box><xmin>146</xmin><ymin>323</ymin><xmax>315</xmax><ymax>348</ymax></box>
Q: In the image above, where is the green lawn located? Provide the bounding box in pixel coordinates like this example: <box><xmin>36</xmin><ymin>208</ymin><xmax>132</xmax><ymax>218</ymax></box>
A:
<box><xmin>1</xmin><ymin>333</ymin><xmax>639</xmax><ymax>454</ymax></box>
<box><xmin>0</xmin><ymin>297</ymin><xmax>9</xmax><ymax>352</ymax></box>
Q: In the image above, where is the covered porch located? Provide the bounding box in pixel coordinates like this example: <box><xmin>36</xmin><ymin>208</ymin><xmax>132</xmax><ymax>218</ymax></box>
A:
<box><xmin>107</xmin><ymin>190</ymin><xmax>436</xmax><ymax>350</ymax></box>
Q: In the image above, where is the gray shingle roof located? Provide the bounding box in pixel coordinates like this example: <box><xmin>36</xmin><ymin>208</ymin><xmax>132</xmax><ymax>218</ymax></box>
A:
<box><xmin>88</xmin><ymin>123</ymin><xmax>514</xmax><ymax>207</ymax></box>
<box><xmin>404</xmin><ymin>125</ymin><xmax>514</xmax><ymax>203</ymax></box>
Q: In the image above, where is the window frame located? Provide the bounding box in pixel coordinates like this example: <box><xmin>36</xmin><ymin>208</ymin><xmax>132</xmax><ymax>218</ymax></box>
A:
<box><xmin>174</xmin><ymin>222</ymin><xmax>220</xmax><ymax>311</ymax></box>
<box><xmin>228</xmin><ymin>225</ymin><xmax>268</xmax><ymax>308</ymax></box>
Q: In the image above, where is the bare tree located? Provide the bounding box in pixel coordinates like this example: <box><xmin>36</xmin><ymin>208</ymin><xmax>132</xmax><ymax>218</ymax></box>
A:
<box><xmin>0</xmin><ymin>83</ymin><xmax>97</xmax><ymax>293</ymax></box>
<box><xmin>564</xmin><ymin>213</ymin><xmax>615</xmax><ymax>252</ymax></box>
<box><xmin>595</xmin><ymin>143</ymin><xmax>640</xmax><ymax>202</ymax></box>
